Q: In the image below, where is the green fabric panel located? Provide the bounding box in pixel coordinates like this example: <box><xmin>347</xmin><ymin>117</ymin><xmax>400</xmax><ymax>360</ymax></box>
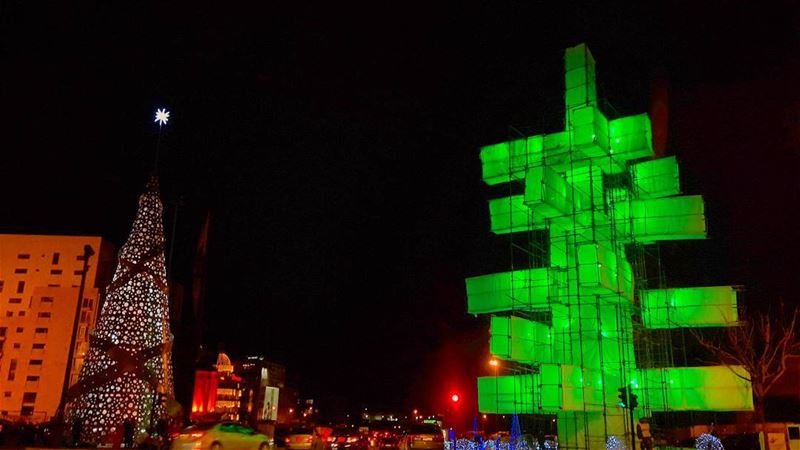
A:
<box><xmin>524</xmin><ymin>165</ymin><xmax>573</xmax><ymax>218</ymax></box>
<box><xmin>576</xmin><ymin>243</ymin><xmax>632</xmax><ymax>299</ymax></box>
<box><xmin>477</xmin><ymin>375</ymin><xmax>537</xmax><ymax>414</ymax></box>
<box><xmin>479</xmin><ymin>141</ymin><xmax>513</xmax><ymax>185</ymax></box>
<box><xmin>566</xmin><ymin>165</ymin><xmax>603</xmax><ymax>210</ymax></box>
<box><xmin>564</xmin><ymin>44</ymin><xmax>597</xmax><ymax>108</ymax></box>
<box><xmin>466</xmin><ymin>268</ymin><xmax>557</xmax><ymax>314</ymax></box>
<box><xmin>636</xmin><ymin>366</ymin><xmax>753</xmax><ymax>411</ymax></box>
<box><xmin>569</xmin><ymin>105</ymin><xmax>609</xmax><ymax>158</ymax></box>
<box><xmin>490</xmin><ymin>316</ymin><xmax>553</xmax><ymax>364</ymax></box>
<box><xmin>479</xmin><ymin>137</ymin><xmax>544</xmax><ymax>185</ymax></box>
<box><xmin>543</xmin><ymin>131</ymin><xmax>571</xmax><ymax>167</ymax></box>
<box><xmin>632</xmin><ymin>156</ymin><xmax>681</xmax><ymax>199</ymax></box>
<box><xmin>640</xmin><ymin>286</ymin><xmax>739</xmax><ymax>328</ymax></box>
<box><xmin>609</xmin><ymin>113</ymin><xmax>654</xmax><ymax>161</ymax></box>
<box><xmin>489</xmin><ymin>195</ymin><xmax>539</xmax><ymax>234</ymax></box>
<box><xmin>630</xmin><ymin>195</ymin><xmax>707</xmax><ymax>242</ymax></box>
<box><xmin>561</xmin><ymin>366</ymin><xmax>605</xmax><ymax>411</ymax></box>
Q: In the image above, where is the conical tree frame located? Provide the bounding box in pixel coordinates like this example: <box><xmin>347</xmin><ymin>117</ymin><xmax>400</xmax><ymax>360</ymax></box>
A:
<box><xmin>67</xmin><ymin>177</ymin><xmax>174</xmax><ymax>442</ymax></box>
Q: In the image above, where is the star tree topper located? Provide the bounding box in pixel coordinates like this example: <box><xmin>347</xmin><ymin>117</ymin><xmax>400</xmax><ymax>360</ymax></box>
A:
<box><xmin>154</xmin><ymin>108</ymin><xmax>170</xmax><ymax>126</ymax></box>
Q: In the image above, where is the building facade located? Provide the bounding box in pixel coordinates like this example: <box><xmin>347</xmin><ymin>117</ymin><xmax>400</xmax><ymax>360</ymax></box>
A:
<box><xmin>235</xmin><ymin>356</ymin><xmax>286</xmax><ymax>425</ymax></box>
<box><xmin>0</xmin><ymin>234</ymin><xmax>115</xmax><ymax>422</ymax></box>
<box><xmin>190</xmin><ymin>355</ymin><xmax>290</xmax><ymax>425</ymax></box>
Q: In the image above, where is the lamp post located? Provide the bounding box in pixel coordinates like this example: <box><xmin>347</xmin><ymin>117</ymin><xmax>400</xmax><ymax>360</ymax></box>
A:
<box><xmin>56</xmin><ymin>244</ymin><xmax>95</xmax><ymax>420</ymax></box>
<box><xmin>489</xmin><ymin>358</ymin><xmax>499</xmax><ymax>432</ymax></box>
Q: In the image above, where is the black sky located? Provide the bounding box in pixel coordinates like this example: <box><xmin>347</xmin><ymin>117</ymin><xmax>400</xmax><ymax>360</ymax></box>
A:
<box><xmin>1</xmin><ymin>1</ymin><xmax>799</xmax><ymax>412</ymax></box>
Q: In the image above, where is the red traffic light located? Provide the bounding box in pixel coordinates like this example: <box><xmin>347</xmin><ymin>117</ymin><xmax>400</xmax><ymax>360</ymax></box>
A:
<box><xmin>451</xmin><ymin>393</ymin><xmax>460</xmax><ymax>403</ymax></box>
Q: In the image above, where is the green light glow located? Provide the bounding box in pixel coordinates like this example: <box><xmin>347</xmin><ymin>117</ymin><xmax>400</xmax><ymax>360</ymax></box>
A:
<box><xmin>490</xmin><ymin>316</ymin><xmax>552</xmax><ymax>363</ymax></box>
<box><xmin>608</xmin><ymin>114</ymin><xmax>654</xmax><ymax>161</ymax></box>
<box><xmin>489</xmin><ymin>196</ymin><xmax>544</xmax><ymax>235</ymax></box>
<box><xmin>468</xmin><ymin>43</ymin><xmax>752</xmax><ymax>448</ymax></box>
<box><xmin>466</xmin><ymin>268</ymin><xmax>558</xmax><ymax>314</ymax></box>
<box><xmin>635</xmin><ymin>366</ymin><xmax>753</xmax><ymax>411</ymax></box>
<box><xmin>480</xmin><ymin>136</ymin><xmax>543</xmax><ymax>185</ymax></box>
<box><xmin>641</xmin><ymin>286</ymin><xmax>739</xmax><ymax>328</ymax></box>
<box><xmin>630</xmin><ymin>195</ymin><xmax>707</xmax><ymax>242</ymax></box>
<box><xmin>632</xmin><ymin>156</ymin><xmax>680</xmax><ymax>198</ymax></box>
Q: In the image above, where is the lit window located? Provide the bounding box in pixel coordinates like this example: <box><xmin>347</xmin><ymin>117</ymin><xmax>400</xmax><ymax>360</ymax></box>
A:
<box><xmin>7</xmin><ymin>359</ymin><xmax>17</xmax><ymax>380</ymax></box>
<box><xmin>52</xmin><ymin>253</ymin><xmax>60</xmax><ymax>265</ymax></box>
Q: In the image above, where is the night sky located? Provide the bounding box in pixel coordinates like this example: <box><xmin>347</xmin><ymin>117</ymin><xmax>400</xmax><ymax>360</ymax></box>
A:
<box><xmin>2</xmin><ymin>2</ymin><xmax>798</xmax><ymax>414</ymax></box>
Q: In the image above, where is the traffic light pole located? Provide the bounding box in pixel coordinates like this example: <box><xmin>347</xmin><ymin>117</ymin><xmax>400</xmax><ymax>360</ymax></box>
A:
<box><xmin>618</xmin><ymin>386</ymin><xmax>637</xmax><ymax>450</ymax></box>
<box><xmin>56</xmin><ymin>244</ymin><xmax>95</xmax><ymax>420</ymax></box>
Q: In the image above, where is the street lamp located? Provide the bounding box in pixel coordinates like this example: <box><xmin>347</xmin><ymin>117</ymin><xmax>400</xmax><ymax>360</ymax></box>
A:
<box><xmin>56</xmin><ymin>244</ymin><xmax>95</xmax><ymax>419</ymax></box>
<box><xmin>489</xmin><ymin>358</ymin><xmax>499</xmax><ymax>367</ymax></box>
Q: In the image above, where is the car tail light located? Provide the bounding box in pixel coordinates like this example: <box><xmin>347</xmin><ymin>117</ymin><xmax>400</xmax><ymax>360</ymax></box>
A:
<box><xmin>306</xmin><ymin>436</ymin><xmax>313</xmax><ymax>443</ymax></box>
<box><xmin>327</xmin><ymin>437</ymin><xmax>336</xmax><ymax>443</ymax></box>
<box><xmin>179</xmin><ymin>432</ymin><xmax>204</xmax><ymax>439</ymax></box>
<box><xmin>285</xmin><ymin>438</ymin><xmax>292</xmax><ymax>444</ymax></box>
<box><xmin>346</xmin><ymin>437</ymin><xmax>358</xmax><ymax>443</ymax></box>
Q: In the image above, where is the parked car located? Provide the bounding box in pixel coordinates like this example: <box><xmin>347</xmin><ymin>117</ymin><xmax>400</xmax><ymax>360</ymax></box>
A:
<box><xmin>171</xmin><ymin>422</ymin><xmax>271</xmax><ymax>450</ymax></box>
<box><xmin>400</xmin><ymin>425</ymin><xmax>444</xmax><ymax>450</ymax></box>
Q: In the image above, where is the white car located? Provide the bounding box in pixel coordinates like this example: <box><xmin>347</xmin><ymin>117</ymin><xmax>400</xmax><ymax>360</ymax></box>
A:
<box><xmin>172</xmin><ymin>422</ymin><xmax>272</xmax><ymax>450</ymax></box>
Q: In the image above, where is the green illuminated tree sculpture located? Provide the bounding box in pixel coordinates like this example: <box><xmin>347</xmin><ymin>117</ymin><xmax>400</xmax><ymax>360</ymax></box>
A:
<box><xmin>66</xmin><ymin>177</ymin><xmax>174</xmax><ymax>443</ymax></box>
<box><xmin>466</xmin><ymin>44</ymin><xmax>754</xmax><ymax>449</ymax></box>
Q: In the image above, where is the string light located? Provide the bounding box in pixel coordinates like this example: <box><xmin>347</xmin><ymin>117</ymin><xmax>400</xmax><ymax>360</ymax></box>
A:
<box><xmin>605</xmin><ymin>435</ymin><xmax>627</xmax><ymax>450</ymax></box>
<box><xmin>695</xmin><ymin>433</ymin><xmax>724</xmax><ymax>450</ymax></box>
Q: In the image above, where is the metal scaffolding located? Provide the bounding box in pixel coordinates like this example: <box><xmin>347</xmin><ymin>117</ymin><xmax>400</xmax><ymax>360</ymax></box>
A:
<box><xmin>466</xmin><ymin>44</ymin><xmax>753</xmax><ymax>449</ymax></box>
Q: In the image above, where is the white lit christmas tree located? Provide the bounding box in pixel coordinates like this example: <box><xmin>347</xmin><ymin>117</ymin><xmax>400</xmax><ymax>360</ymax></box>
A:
<box><xmin>66</xmin><ymin>176</ymin><xmax>174</xmax><ymax>442</ymax></box>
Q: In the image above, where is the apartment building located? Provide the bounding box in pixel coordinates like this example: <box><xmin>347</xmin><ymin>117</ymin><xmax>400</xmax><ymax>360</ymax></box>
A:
<box><xmin>0</xmin><ymin>234</ymin><xmax>114</xmax><ymax>422</ymax></box>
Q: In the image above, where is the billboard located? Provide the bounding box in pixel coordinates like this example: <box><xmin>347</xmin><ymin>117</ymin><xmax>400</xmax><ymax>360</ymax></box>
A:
<box><xmin>261</xmin><ymin>386</ymin><xmax>279</xmax><ymax>421</ymax></box>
